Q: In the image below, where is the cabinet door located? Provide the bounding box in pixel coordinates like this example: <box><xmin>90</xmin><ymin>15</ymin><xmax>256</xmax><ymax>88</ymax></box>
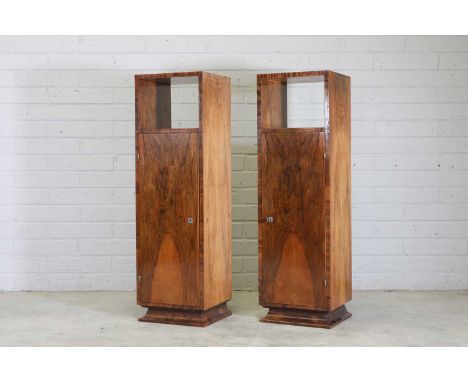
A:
<box><xmin>260</xmin><ymin>130</ymin><xmax>327</xmax><ymax>310</ymax></box>
<box><xmin>138</xmin><ymin>132</ymin><xmax>200</xmax><ymax>308</ymax></box>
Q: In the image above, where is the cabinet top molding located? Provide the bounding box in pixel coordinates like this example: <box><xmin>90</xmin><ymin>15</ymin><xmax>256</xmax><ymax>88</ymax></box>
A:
<box><xmin>135</xmin><ymin>71</ymin><xmax>230</xmax><ymax>81</ymax></box>
<box><xmin>258</xmin><ymin>70</ymin><xmax>349</xmax><ymax>80</ymax></box>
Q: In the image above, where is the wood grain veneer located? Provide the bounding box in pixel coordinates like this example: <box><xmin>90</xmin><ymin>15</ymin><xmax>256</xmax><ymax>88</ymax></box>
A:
<box><xmin>260</xmin><ymin>130</ymin><xmax>326</xmax><ymax>310</ymax></box>
<box><xmin>201</xmin><ymin>73</ymin><xmax>232</xmax><ymax>310</ymax></box>
<box><xmin>135</xmin><ymin>71</ymin><xmax>232</xmax><ymax>326</ymax></box>
<box><xmin>328</xmin><ymin>71</ymin><xmax>352</xmax><ymax>311</ymax></box>
<box><xmin>138</xmin><ymin>132</ymin><xmax>200</xmax><ymax>308</ymax></box>
<box><xmin>258</xmin><ymin>70</ymin><xmax>352</xmax><ymax>329</ymax></box>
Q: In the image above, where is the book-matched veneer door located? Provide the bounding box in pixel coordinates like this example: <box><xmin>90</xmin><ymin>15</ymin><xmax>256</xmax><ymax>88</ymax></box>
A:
<box><xmin>260</xmin><ymin>130</ymin><xmax>327</xmax><ymax>310</ymax></box>
<box><xmin>138</xmin><ymin>132</ymin><xmax>200</xmax><ymax>308</ymax></box>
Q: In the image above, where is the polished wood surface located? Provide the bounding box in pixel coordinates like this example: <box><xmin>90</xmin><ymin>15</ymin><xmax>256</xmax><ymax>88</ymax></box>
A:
<box><xmin>135</xmin><ymin>71</ymin><xmax>231</xmax><ymax>326</ymax></box>
<box><xmin>328</xmin><ymin>72</ymin><xmax>352</xmax><ymax>310</ymax></box>
<box><xmin>138</xmin><ymin>132</ymin><xmax>200</xmax><ymax>308</ymax></box>
<box><xmin>259</xmin><ymin>78</ymin><xmax>286</xmax><ymax>130</ymax></box>
<box><xmin>201</xmin><ymin>73</ymin><xmax>232</xmax><ymax>310</ymax></box>
<box><xmin>258</xmin><ymin>70</ymin><xmax>328</xmax><ymax>80</ymax></box>
<box><xmin>258</xmin><ymin>70</ymin><xmax>352</xmax><ymax>328</ymax></box>
<box><xmin>155</xmin><ymin>79</ymin><xmax>171</xmax><ymax>129</ymax></box>
<box><xmin>139</xmin><ymin>302</ymin><xmax>231</xmax><ymax>327</ymax></box>
<box><xmin>260</xmin><ymin>130</ymin><xmax>326</xmax><ymax>310</ymax></box>
<box><xmin>261</xmin><ymin>305</ymin><xmax>351</xmax><ymax>329</ymax></box>
<box><xmin>136</xmin><ymin>78</ymin><xmax>171</xmax><ymax>132</ymax></box>
<box><xmin>136</xmin><ymin>79</ymin><xmax>156</xmax><ymax>133</ymax></box>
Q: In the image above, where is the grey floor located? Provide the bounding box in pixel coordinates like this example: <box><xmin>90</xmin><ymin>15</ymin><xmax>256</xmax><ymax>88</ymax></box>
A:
<box><xmin>1</xmin><ymin>290</ymin><xmax>467</xmax><ymax>346</ymax></box>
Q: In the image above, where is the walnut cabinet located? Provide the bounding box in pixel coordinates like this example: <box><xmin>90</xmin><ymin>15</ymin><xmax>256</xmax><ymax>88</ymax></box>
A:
<box><xmin>258</xmin><ymin>71</ymin><xmax>352</xmax><ymax>328</ymax></box>
<box><xmin>135</xmin><ymin>72</ymin><xmax>232</xmax><ymax>327</ymax></box>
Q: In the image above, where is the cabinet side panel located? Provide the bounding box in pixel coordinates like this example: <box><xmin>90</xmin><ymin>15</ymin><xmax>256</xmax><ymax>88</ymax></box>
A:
<box><xmin>202</xmin><ymin>74</ymin><xmax>232</xmax><ymax>309</ymax></box>
<box><xmin>328</xmin><ymin>73</ymin><xmax>352</xmax><ymax>310</ymax></box>
<box><xmin>257</xmin><ymin>77</ymin><xmax>264</xmax><ymax>304</ymax></box>
<box><xmin>135</xmin><ymin>77</ymin><xmax>141</xmax><ymax>305</ymax></box>
<box><xmin>260</xmin><ymin>78</ymin><xmax>287</xmax><ymax>129</ymax></box>
<box><xmin>137</xmin><ymin>79</ymin><xmax>156</xmax><ymax>133</ymax></box>
<box><xmin>137</xmin><ymin>78</ymin><xmax>171</xmax><ymax>133</ymax></box>
<box><xmin>155</xmin><ymin>80</ymin><xmax>171</xmax><ymax>129</ymax></box>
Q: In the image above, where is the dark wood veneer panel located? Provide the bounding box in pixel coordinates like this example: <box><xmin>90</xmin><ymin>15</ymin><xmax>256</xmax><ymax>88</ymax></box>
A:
<box><xmin>155</xmin><ymin>79</ymin><xmax>171</xmax><ymax>129</ymax></box>
<box><xmin>261</xmin><ymin>131</ymin><xmax>327</xmax><ymax>310</ymax></box>
<box><xmin>138</xmin><ymin>132</ymin><xmax>200</xmax><ymax>308</ymax></box>
<box><xmin>261</xmin><ymin>305</ymin><xmax>351</xmax><ymax>329</ymax></box>
<box><xmin>139</xmin><ymin>302</ymin><xmax>231</xmax><ymax>327</ymax></box>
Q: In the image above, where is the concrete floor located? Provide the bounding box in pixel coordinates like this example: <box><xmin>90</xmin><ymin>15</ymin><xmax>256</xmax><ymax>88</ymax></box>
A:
<box><xmin>1</xmin><ymin>290</ymin><xmax>467</xmax><ymax>346</ymax></box>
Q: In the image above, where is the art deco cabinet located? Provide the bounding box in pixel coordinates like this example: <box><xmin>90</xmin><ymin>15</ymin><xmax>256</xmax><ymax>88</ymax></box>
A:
<box><xmin>258</xmin><ymin>71</ymin><xmax>352</xmax><ymax>328</ymax></box>
<box><xmin>135</xmin><ymin>71</ymin><xmax>232</xmax><ymax>327</ymax></box>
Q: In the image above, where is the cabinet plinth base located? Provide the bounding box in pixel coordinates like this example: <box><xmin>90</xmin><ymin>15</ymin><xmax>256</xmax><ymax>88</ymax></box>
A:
<box><xmin>139</xmin><ymin>302</ymin><xmax>231</xmax><ymax>327</ymax></box>
<box><xmin>260</xmin><ymin>305</ymin><xmax>351</xmax><ymax>329</ymax></box>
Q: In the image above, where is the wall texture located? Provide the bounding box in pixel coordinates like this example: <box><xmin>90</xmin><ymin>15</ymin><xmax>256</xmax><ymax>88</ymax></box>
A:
<box><xmin>1</xmin><ymin>36</ymin><xmax>468</xmax><ymax>291</ymax></box>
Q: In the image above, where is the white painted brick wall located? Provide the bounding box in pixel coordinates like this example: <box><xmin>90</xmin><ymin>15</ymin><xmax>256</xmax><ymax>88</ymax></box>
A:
<box><xmin>1</xmin><ymin>36</ymin><xmax>468</xmax><ymax>291</ymax></box>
